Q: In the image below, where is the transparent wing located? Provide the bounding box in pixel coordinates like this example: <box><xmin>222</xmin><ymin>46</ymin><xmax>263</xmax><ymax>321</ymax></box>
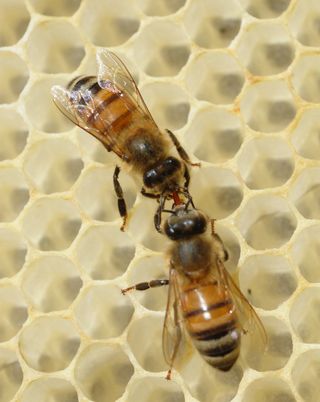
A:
<box><xmin>51</xmin><ymin>84</ymin><xmax>126</xmax><ymax>158</ymax></box>
<box><xmin>97</xmin><ymin>49</ymin><xmax>157</xmax><ymax>125</ymax></box>
<box><xmin>216</xmin><ymin>259</ymin><xmax>267</xmax><ymax>350</ymax></box>
<box><xmin>162</xmin><ymin>267</ymin><xmax>181</xmax><ymax>366</ymax></box>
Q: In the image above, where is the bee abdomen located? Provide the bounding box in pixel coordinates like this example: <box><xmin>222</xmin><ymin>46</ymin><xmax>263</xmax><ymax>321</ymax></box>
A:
<box><xmin>181</xmin><ymin>284</ymin><xmax>241</xmax><ymax>371</ymax></box>
<box><xmin>69</xmin><ymin>76</ymin><xmax>134</xmax><ymax>134</ymax></box>
<box><xmin>193</xmin><ymin>326</ymin><xmax>241</xmax><ymax>371</ymax></box>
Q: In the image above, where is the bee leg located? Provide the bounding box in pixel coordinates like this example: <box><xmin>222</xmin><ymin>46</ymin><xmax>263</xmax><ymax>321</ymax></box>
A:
<box><xmin>211</xmin><ymin>220</ymin><xmax>229</xmax><ymax>262</ymax></box>
<box><xmin>141</xmin><ymin>187</ymin><xmax>159</xmax><ymax>199</ymax></box>
<box><xmin>154</xmin><ymin>193</ymin><xmax>169</xmax><ymax>233</ymax></box>
<box><xmin>121</xmin><ymin>279</ymin><xmax>169</xmax><ymax>295</ymax></box>
<box><xmin>183</xmin><ymin>164</ymin><xmax>190</xmax><ymax>190</ymax></box>
<box><xmin>113</xmin><ymin>166</ymin><xmax>127</xmax><ymax>231</ymax></box>
<box><xmin>166</xmin><ymin>129</ymin><xmax>200</xmax><ymax>167</ymax></box>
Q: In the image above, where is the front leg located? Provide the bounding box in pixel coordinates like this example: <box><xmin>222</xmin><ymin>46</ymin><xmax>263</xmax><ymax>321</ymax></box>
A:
<box><xmin>141</xmin><ymin>187</ymin><xmax>159</xmax><ymax>199</ymax></box>
<box><xmin>121</xmin><ymin>279</ymin><xmax>169</xmax><ymax>295</ymax></box>
<box><xmin>154</xmin><ymin>193</ymin><xmax>170</xmax><ymax>233</ymax></box>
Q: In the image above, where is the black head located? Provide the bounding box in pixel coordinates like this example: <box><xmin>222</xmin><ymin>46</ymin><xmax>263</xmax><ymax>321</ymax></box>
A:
<box><xmin>143</xmin><ymin>157</ymin><xmax>181</xmax><ymax>189</ymax></box>
<box><xmin>164</xmin><ymin>205</ymin><xmax>208</xmax><ymax>240</ymax></box>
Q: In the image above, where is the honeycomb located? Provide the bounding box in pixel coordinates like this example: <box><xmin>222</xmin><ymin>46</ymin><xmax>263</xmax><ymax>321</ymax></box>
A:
<box><xmin>0</xmin><ymin>0</ymin><xmax>319</xmax><ymax>400</ymax></box>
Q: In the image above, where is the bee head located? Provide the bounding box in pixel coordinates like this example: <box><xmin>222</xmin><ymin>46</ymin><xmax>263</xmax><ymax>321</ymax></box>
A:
<box><xmin>164</xmin><ymin>205</ymin><xmax>208</xmax><ymax>240</ymax></box>
<box><xmin>143</xmin><ymin>157</ymin><xmax>182</xmax><ymax>190</ymax></box>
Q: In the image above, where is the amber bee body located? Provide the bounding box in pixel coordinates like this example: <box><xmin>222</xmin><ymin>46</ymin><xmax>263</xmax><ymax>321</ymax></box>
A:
<box><xmin>51</xmin><ymin>50</ymin><xmax>196</xmax><ymax>230</ymax></box>
<box><xmin>123</xmin><ymin>199</ymin><xmax>266</xmax><ymax>378</ymax></box>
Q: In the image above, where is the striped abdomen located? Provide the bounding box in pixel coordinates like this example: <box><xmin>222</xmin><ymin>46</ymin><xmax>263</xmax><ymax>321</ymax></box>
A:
<box><xmin>69</xmin><ymin>75</ymin><xmax>135</xmax><ymax>136</ymax></box>
<box><xmin>181</xmin><ymin>282</ymin><xmax>241</xmax><ymax>371</ymax></box>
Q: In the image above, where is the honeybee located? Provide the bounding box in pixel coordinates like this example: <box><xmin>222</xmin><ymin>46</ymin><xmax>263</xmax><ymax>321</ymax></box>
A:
<box><xmin>51</xmin><ymin>50</ymin><xmax>197</xmax><ymax>231</ymax></box>
<box><xmin>122</xmin><ymin>195</ymin><xmax>266</xmax><ymax>378</ymax></box>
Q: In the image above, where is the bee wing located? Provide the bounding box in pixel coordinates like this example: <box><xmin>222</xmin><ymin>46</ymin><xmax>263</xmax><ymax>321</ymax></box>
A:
<box><xmin>51</xmin><ymin>84</ymin><xmax>125</xmax><ymax>158</ymax></box>
<box><xmin>216</xmin><ymin>259</ymin><xmax>267</xmax><ymax>350</ymax></box>
<box><xmin>162</xmin><ymin>267</ymin><xmax>190</xmax><ymax>370</ymax></box>
<box><xmin>96</xmin><ymin>49</ymin><xmax>157</xmax><ymax>125</ymax></box>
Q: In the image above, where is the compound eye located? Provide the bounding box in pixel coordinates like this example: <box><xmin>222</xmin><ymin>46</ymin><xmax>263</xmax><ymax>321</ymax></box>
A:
<box><xmin>164</xmin><ymin>218</ymin><xmax>180</xmax><ymax>240</ymax></box>
<box><xmin>164</xmin><ymin>213</ymin><xmax>207</xmax><ymax>240</ymax></box>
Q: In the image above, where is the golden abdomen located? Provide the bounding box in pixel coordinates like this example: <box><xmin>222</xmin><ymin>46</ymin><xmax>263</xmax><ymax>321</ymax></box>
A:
<box><xmin>180</xmin><ymin>283</ymin><xmax>241</xmax><ymax>371</ymax></box>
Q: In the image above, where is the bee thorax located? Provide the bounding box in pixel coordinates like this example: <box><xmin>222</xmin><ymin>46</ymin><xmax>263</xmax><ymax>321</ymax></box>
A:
<box><xmin>171</xmin><ymin>237</ymin><xmax>212</xmax><ymax>277</ymax></box>
<box><xmin>125</xmin><ymin>130</ymin><xmax>166</xmax><ymax>169</ymax></box>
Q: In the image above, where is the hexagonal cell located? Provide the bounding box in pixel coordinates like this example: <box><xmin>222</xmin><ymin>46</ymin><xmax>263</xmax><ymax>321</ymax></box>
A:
<box><xmin>74</xmin><ymin>284</ymin><xmax>134</xmax><ymax>339</ymax></box>
<box><xmin>236</xmin><ymin>21</ymin><xmax>295</xmax><ymax>76</ymax></box>
<box><xmin>240</xmin><ymin>79</ymin><xmax>296</xmax><ymax>132</ymax></box>
<box><xmin>288</xmin><ymin>0</ymin><xmax>320</xmax><ymax>47</ymax></box>
<box><xmin>127</xmin><ymin>377</ymin><xmax>185</xmax><ymax>402</ymax></box>
<box><xmin>79</xmin><ymin>0</ymin><xmax>140</xmax><ymax>47</ymax></box>
<box><xmin>21</xmin><ymin>198</ymin><xmax>81</xmax><ymax>251</ymax></box>
<box><xmin>141</xmin><ymin>82</ymin><xmax>190</xmax><ymax>130</ymax></box>
<box><xmin>75</xmin><ymin>224</ymin><xmax>135</xmax><ymax>280</ymax></box>
<box><xmin>134</xmin><ymin>21</ymin><xmax>191</xmax><ymax>77</ymax></box>
<box><xmin>291</xmin><ymin>107</ymin><xmax>320</xmax><ymax>160</ymax></box>
<box><xmin>75</xmin><ymin>165</ymin><xmax>136</xmax><ymax>223</ymax></box>
<box><xmin>185</xmin><ymin>51</ymin><xmax>245</xmax><ymax>104</ymax></box>
<box><xmin>0</xmin><ymin>227</ymin><xmax>27</xmax><ymax>279</ymax></box>
<box><xmin>22</xmin><ymin>255</ymin><xmax>82</xmax><ymax>312</ymax></box>
<box><xmin>242</xmin><ymin>377</ymin><xmax>296</xmax><ymax>402</ymax></box>
<box><xmin>183</xmin><ymin>0</ymin><xmax>242</xmax><ymax>49</ymax></box>
<box><xmin>127</xmin><ymin>315</ymin><xmax>167</xmax><ymax>372</ymax></box>
<box><xmin>237</xmin><ymin>137</ymin><xmax>294</xmax><ymax>189</ymax></box>
<box><xmin>126</xmin><ymin>254</ymin><xmax>168</xmax><ymax>311</ymax></box>
<box><xmin>23</xmin><ymin>138</ymin><xmax>83</xmax><ymax>194</ymax></box>
<box><xmin>19</xmin><ymin>316</ymin><xmax>81</xmax><ymax>372</ymax></box>
<box><xmin>0</xmin><ymin>166</ymin><xmax>29</xmax><ymax>222</ymax></box>
<box><xmin>240</xmin><ymin>255</ymin><xmax>297</xmax><ymax>310</ymax></box>
<box><xmin>0</xmin><ymin>284</ymin><xmax>28</xmax><ymax>341</ymax></box>
<box><xmin>236</xmin><ymin>194</ymin><xmax>297</xmax><ymax>250</ymax></box>
<box><xmin>26</xmin><ymin>21</ymin><xmax>85</xmax><ymax>74</ymax></box>
<box><xmin>75</xmin><ymin>343</ymin><xmax>133</xmax><ymax>402</ymax></box>
<box><xmin>29</xmin><ymin>0</ymin><xmax>81</xmax><ymax>16</ymax></box>
<box><xmin>0</xmin><ymin>0</ymin><xmax>30</xmax><ymax>46</ymax></box>
<box><xmin>290</xmin><ymin>287</ymin><xmax>320</xmax><ymax>343</ymax></box>
<box><xmin>0</xmin><ymin>347</ymin><xmax>23</xmax><ymax>402</ymax></box>
<box><xmin>243</xmin><ymin>316</ymin><xmax>292</xmax><ymax>371</ymax></box>
<box><xmin>24</xmin><ymin>77</ymin><xmax>73</xmax><ymax>133</ymax></box>
<box><xmin>239</xmin><ymin>0</ymin><xmax>291</xmax><ymax>19</ymax></box>
<box><xmin>291</xmin><ymin>225</ymin><xmax>320</xmax><ymax>283</ymax></box>
<box><xmin>0</xmin><ymin>108</ymin><xmax>28</xmax><ymax>161</ymax></box>
<box><xmin>128</xmin><ymin>198</ymin><xmax>168</xmax><ymax>252</ymax></box>
<box><xmin>180</xmin><ymin>352</ymin><xmax>243</xmax><ymax>402</ymax></box>
<box><xmin>21</xmin><ymin>377</ymin><xmax>78</xmax><ymax>402</ymax></box>
<box><xmin>0</xmin><ymin>51</ymin><xmax>28</xmax><ymax>104</ymax></box>
<box><xmin>291</xmin><ymin>54</ymin><xmax>320</xmax><ymax>103</ymax></box>
<box><xmin>292</xmin><ymin>349</ymin><xmax>320</xmax><ymax>402</ymax></box>
<box><xmin>289</xmin><ymin>168</ymin><xmax>320</xmax><ymax>220</ymax></box>
<box><xmin>185</xmin><ymin>107</ymin><xmax>244</xmax><ymax>163</ymax></box>
<box><xmin>189</xmin><ymin>167</ymin><xmax>243</xmax><ymax>219</ymax></box>
<box><xmin>137</xmin><ymin>0</ymin><xmax>186</xmax><ymax>16</ymax></box>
